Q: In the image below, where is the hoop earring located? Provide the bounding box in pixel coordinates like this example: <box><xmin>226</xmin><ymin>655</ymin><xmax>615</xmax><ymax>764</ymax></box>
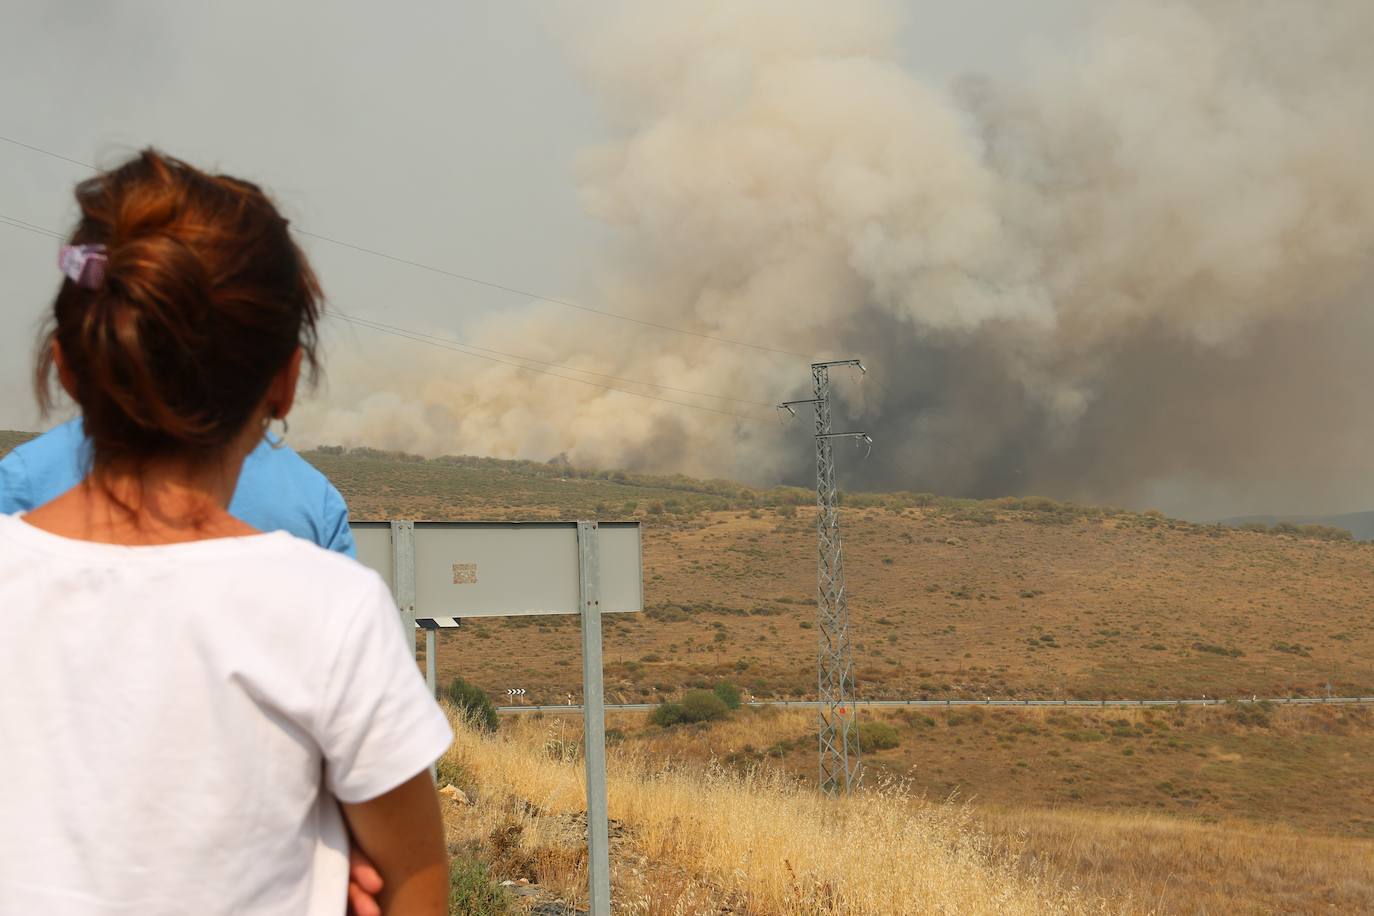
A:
<box><xmin>270</xmin><ymin>417</ymin><xmax>289</xmax><ymax>450</ymax></box>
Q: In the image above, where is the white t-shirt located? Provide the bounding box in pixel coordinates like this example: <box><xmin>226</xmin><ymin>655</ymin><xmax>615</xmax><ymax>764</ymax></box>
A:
<box><xmin>0</xmin><ymin>514</ymin><xmax>453</xmax><ymax>915</ymax></box>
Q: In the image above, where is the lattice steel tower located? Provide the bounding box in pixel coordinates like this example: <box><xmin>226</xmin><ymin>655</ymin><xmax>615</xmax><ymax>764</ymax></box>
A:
<box><xmin>780</xmin><ymin>359</ymin><xmax>871</xmax><ymax>796</ymax></box>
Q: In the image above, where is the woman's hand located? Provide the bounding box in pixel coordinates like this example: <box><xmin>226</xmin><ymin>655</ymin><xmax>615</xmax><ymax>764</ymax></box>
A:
<box><xmin>342</xmin><ymin>772</ymin><xmax>448</xmax><ymax>915</ymax></box>
<box><xmin>348</xmin><ymin>846</ymin><xmax>385</xmax><ymax>916</ymax></box>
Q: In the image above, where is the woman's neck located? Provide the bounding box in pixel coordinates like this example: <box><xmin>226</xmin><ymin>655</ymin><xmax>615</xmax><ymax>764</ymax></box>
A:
<box><xmin>23</xmin><ymin>452</ymin><xmax>259</xmax><ymax>546</ymax></box>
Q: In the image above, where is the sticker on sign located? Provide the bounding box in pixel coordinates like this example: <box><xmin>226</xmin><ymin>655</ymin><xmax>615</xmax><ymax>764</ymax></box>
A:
<box><xmin>452</xmin><ymin>563</ymin><xmax>477</xmax><ymax>584</ymax></box>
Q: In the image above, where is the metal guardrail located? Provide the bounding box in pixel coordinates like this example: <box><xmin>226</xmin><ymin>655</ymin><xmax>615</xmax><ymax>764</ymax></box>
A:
<box><xmin>497</xmin><ymin>696</ymin><xmax>1374</xmax><ymax>713</ymax></box>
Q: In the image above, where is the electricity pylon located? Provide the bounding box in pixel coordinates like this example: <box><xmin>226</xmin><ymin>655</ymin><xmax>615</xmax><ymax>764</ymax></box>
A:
<box><xmin>779</xmin><ymin>359</ymin><xmax>871</xmax><ymax>796</ymax></box>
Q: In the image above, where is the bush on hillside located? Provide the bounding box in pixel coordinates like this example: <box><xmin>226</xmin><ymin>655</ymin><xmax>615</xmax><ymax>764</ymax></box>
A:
<box><xmin>447</xmin><ymin>858</ymin><xmax>509</xmax><ymax>914</ymax></box>
<box><xmin>1228</xmin><ymin>699</ymin><xmax>1274</xmax><ymax>728</ymax></box>
<box><xmin>713</xmin><ymin>681</ymin><xmax>742</xmax><ymax>710</ymax></box>
<box><xmin>445</xmin><ymin>676</ymin><xmax>499</xmax><ymax>732</ymax></box>
<box><xmin>681</xmin><ymin>689</ymin><xmax>730</xmax><ymax>723</ymax></box>
<box><xmin>650</xmin><ymin>702</ymin><xmax>686</xmax><ymax>728</ymax></box>
<box><xmin>857</xmin><ymin>721</ymin><xmax>900</xmax><ymax>751</ymax></box>
<box><xmin>1239</xmin><ymin>520</ymin><xmax>1354</xmax><ymax>542</ymax></box>
<box><xmin>651</xmin><ymin>689</ymin><xmax>731</xmax><ymax>728</ymax></box>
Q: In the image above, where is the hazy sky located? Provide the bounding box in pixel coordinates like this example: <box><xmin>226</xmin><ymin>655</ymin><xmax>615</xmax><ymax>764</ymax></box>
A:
<box><xmin>0</xmin><ymin>0</ymin><xmax>1089</xmax><ymax>432</ymax></box>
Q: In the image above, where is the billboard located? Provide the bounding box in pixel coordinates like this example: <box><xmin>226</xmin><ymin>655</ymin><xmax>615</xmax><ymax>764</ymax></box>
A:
<box><xmin>351</xmin><ymin>520</ymin><xmax>642</xmax><ymax>617</ymax></box>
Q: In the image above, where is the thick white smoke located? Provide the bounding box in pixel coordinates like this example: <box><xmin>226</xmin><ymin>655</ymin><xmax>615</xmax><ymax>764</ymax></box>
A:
<box><xmin>297</xmin><ymin>0</ymin><xmax>1374</xmax><ymax>518</ymax></box>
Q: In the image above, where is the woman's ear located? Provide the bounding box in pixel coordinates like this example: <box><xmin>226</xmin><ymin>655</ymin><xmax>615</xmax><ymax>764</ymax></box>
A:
<box><xmin>266</xmin><ymin>347</ymin><xmax>303</xmax><ymax>419</ymax></box>
<box><xmin>52</xmin><ymin>341</ymin><xmax>79</xmax><ymax>401</ymax></box>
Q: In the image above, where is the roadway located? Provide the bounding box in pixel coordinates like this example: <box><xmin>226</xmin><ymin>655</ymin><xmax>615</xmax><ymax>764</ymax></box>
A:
<box><xmin>497</xmin><ymin>695</ymin><xmax>1374</xmax><ymax>714</ymax></box>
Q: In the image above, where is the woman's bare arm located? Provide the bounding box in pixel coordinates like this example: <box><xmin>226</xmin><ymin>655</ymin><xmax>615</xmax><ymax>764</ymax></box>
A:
<box><xmin>341</xmin><ymin>772</ymin><xmax>448</xmax><ymax>915</ymax></box>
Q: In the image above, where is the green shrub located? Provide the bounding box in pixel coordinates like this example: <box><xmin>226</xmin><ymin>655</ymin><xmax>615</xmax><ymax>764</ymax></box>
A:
<box><xmin>1063</xmin><ymin>729</ymin><xmax>1107</xmax><ymax>742</ymax></box>
<box><xmin>680</xmin><ymin>689</ymin><xmax>730</xmax><ymax>723</ymax></box>
<box><xmin>713</xmin><ymin>681</ymin><xmax>742</xmax><ymax>710</ymax></box>
<box><xmin>857</xmin><ymin>721</ymin><xmax>900</xmax><ymax>751</ymax></box>
<box><xmin>1229</xmin><ymin>700</ymin><xmax>1274</xmax><ymax>728</ymax></box>
<box><xmin>775</xmin><ymin>504</ymin><xmax>797</xmax><ymax>518</ymax></box>
<box><xmin>650</xmin><ymin>702</ymin><xmax>686</xmax><ymax>727</ymax></box>
<box><xmin>1192</xmin><ymin>642</ymin><xmax>1244</xmax><ymax>658</ymax></box>
<box><xmin>445</xmin><ymin>676</ymin><xmax>498</xmax><ymax>732</ymax></box>
<box><xmin>434</xmin><ymin>754</ymin><xmax>468</xmax><ymax>790</ymax></box>
<box><xmin>448</xmin><ymin>858</ymin><xmax>511</xmax><ymax>914</ymax></box>
<box><xmin>646</xmin><ymin>604</ymin><xmax>689</xmax><ymax>622</ymax></box>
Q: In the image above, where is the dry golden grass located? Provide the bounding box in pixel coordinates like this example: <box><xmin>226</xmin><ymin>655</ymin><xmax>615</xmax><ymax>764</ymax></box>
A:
<box><xmin>439</xmin><ymin>708</ymin><xmax>1104</xmax><ymax>915</ymax></box>
<box><xmin>596</xmin><ymin>703</ymin><xmax>1374</xmax><ymax>839</ymax></box>
<box><xmin>981</xmin><ymin>809</ymin><xmax>1374</xmax><ymax>915</ymax></box>
<box><xmin>443</xmin><ymin>706</ymin><xmax>1374</xmax><ymax>913</ymax></box>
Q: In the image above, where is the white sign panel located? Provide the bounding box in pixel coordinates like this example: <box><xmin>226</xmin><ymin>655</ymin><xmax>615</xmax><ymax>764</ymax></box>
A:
<box><xmin>351</xmin><ymin>523</ymin><xmax>395</xmax><ymax>589</ymax></box>
<box><xmin>350</xmin><ymin>521</ymin><xmax>642</xmax><ymax>618</ymax></box>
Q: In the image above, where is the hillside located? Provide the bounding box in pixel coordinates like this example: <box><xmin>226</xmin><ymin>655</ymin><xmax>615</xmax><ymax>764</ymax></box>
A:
<box><xmin>298</xmin><ymin>447</ymin><xmax>1374</xmax><ymax>703</ymax></box>
<box><xmin>315</xmin><ymin>445</ymin><xmax>1374</xmax><ymax>846</ymax></box>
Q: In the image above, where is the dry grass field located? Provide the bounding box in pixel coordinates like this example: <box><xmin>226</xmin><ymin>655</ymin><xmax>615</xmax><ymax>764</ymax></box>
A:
<box><xmin>439</xmin><ymin>707</ymin><xmax>1096</xmax><ymax>915</ymax></box>
<box><xmin>440</xmin><ymin>706</ymin><xmax>1374</xmax><ymax>915</ymax></box>
<box><xmin>601</xmin><ymin>703</ymin><xmax>1374</xmax><ymax>840</ymax></box>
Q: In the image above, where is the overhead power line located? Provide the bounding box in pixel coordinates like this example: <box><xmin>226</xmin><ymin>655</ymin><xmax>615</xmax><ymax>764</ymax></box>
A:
<box><xmin>0</xmin><ymin>132</ymin><xmax>812</xmax><ymax>359</ymax></box>
<box><xmin>0</xmin><ymin>134</ymin><xmax>94</xmax><ymax>169</ymax></box>
<box><xmin>296</xmin><ymin>227</ymin><xmax>809</xmax><ymax>358</ymax></box>
<box><xmin>0</xmin><ymin>213</ymin><xmax>64</xmax><ymax>240</ymax></box>
<box><xmin>0</xmin><ymin>213</ymin><xmax>770</xmax><ymax>424</ymax></box>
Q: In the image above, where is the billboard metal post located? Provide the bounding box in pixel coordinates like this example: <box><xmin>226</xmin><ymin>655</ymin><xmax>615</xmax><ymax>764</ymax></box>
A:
<box><xmin>414</xmin><ymin>617</ymin><xmax>459</xmax><ymax>699</ymax></box>
<box><xmin>352</xmin><ymin>519</ymin><xmax>639</xmax><ymax>914</ymax></box>
<box><xmin>577</xmin><ymin>521</ymin><xmax>612</xmax><ymax>916</ymax></box>
<box><xmin>389</xmin><ymin>520</ymin><xmax>416</xmax><ymax>644</ymax></box>
<box><xmin>425</xmin><ymin>629</ymin><xmax>436</xmax><ymax>696</ymax></box>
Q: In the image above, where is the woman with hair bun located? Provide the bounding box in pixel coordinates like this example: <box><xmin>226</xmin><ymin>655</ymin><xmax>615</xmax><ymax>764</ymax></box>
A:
<box><xmin>0</xmin><ymin>150</ymin><xmax>450</xmax><ymax>915</ymax></box>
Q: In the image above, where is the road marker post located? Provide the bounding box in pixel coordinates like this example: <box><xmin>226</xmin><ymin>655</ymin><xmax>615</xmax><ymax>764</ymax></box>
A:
<box><xmin>415</xmin><ymin>617</ymin><xmax>460</xmax><ymax>697</ymax></box>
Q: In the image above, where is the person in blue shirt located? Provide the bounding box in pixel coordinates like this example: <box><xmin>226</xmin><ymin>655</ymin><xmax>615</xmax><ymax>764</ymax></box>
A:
<box><xmin>0</xmin><ymin>417</ymin><xmax>356</xmax><ymax>557</ymax></box>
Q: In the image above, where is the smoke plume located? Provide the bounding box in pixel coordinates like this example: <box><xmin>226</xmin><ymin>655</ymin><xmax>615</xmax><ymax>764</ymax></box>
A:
<box><xmin>298</xmin><ymin>0</ymin><xmax>1374</xmax><ymax>519</ymax></box>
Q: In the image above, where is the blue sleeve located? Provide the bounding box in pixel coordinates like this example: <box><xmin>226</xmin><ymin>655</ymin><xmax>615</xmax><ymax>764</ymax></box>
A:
<box><xmin>321</xmin><ymin>485</ymin><xmax>357</xmax><ymax>558</ymax></box>
<box><xmin>0</xmin><ymin>450</ymin><xmax>35</xmax><ymax>515</ymax></box>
